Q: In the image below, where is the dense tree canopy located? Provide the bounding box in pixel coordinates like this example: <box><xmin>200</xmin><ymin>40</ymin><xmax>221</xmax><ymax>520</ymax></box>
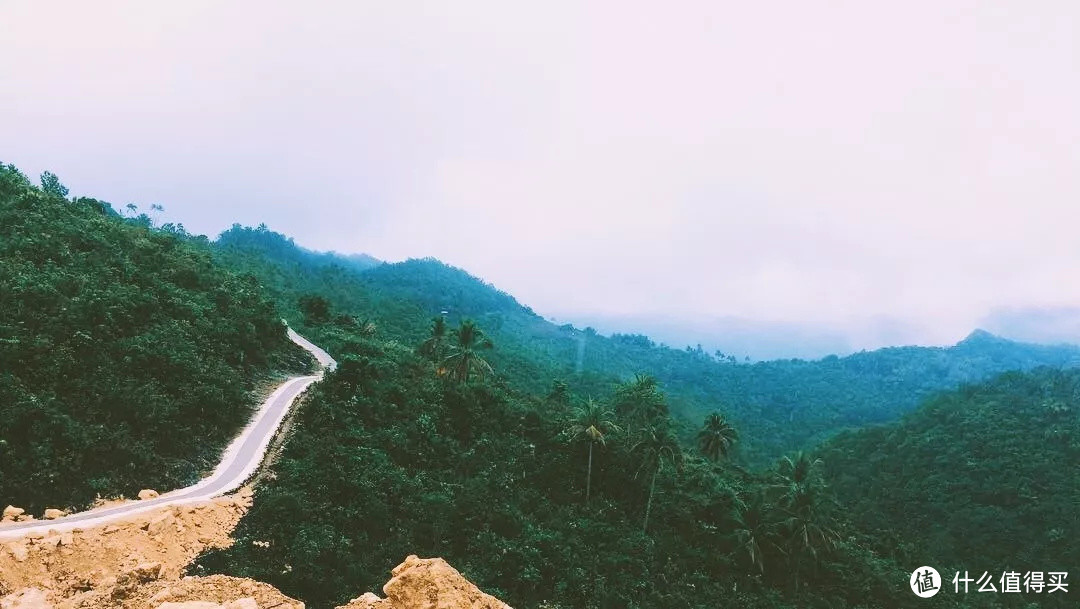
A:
<box><xmin>3</xmin><ymin>169</ymin><xmax>1069</xmax><ymax>608</ymax></box>
<box><xmin>211</xmin><ymin>224</ymin><xmax>1080</xmax><ymax>466</ymax></box>
<box><xmin>820</xmin><ymin>368</ymin><xmax>1080</xmax><ymax>608</ymax></box>
<box><xmin>0</xmin><ymin>164</ymin><xmax>311</xmax><ymax>511</ymax></box>
<box><xmin>195</xmin><ymin>323</ymin><xmax>923</xmax><ymax>609</ymax></box>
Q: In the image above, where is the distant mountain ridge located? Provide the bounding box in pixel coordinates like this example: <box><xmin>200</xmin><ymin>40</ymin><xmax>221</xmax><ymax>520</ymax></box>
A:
<box><xmin>210</xmin><ymin>224</ymin><xmax>1080</xmax><ymax>465</ymax></box>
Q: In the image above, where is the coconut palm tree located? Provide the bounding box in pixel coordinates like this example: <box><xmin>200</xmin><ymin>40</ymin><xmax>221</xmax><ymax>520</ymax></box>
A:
<box><xmin>419</xmin><ymin>316</ymin><xmax>448</xmax><ymax>361</ymax></box>
<box><xmin>441</xmin><ymin>320</ymin><xmax>494</xmax><ymax>383</ymax></box>
<box><xmin>632</xmin><ymin>426</ymin><xmax>683</xmax><ymax>533</ymax></box>
<box><xmin>697</xmin><ymin>412</ymin><xmax>738</xmax><ymax>462</ymax></box>
<box><xmin>775</xmin><ymin>452</ymin><xmax>837</xmax><ymax>590</ymax></box>
<box><xmin>614</xmin><ymin>373</ymin><xmax>667</xmax><ymax>438</ymax></box>
<box><xmin>564</xmin><ymin>397</ymin><xmax>621</xmax><ymax>506</ymax></box>
<box><xmin>730</xmin><ymin>491</ymin><xmax>781</xmax><ymax>575</ymax></box>
<box><xmin>776</xmin><ymin>452</ymin><xmax>821</xmax><ymax>502</ymax></box>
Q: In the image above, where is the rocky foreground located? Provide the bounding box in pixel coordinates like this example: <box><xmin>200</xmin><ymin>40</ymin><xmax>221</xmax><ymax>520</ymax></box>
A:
<box><xmin>0</xmin><ymin>490</ymin><xmax>511</xmax><ymax>609</ymax></box>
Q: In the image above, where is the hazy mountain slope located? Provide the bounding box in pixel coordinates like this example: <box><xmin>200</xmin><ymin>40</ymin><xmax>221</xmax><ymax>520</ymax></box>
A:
<box><xmin>0</xmin><ymin>166</ymin><xmax>311</xmax><ymax>511</ymax></box>
<box><xmin>211</xmin><ymin>225</ymin><xmax>1080</xmax><ymax>465</ymax></box>
<box><xmin>819</xmin><ymin>367</ymin><xmax>1080</xmax><ymax>598</ymax></box>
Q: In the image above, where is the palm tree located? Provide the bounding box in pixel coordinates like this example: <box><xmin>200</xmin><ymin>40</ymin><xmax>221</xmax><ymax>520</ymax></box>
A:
<box><xmin>441</xmin><ymin>320</ymin><xmax>494</xmax><ymax>383</ymax></box>
<box><xmin>730</xmin><ymin>492</ymin><xmax>781</xmax><ymax>575</ymax></box>
<box><xmin>564</xmin><ymin>398</ymin><xmax>621</xmax><ymax>506</ymax></box>
<box><xmin>632</xmin><ymin>426</ymin><xmax>682</xmax><ymax>533</ymax></box>
<box><xmin>419</xmin><ymin>316</ymin><xmax>447</xmax><ymax>362</ymax></box>
<box><xmin>697</xmin><ymin>412</ymin><xmax>738</xmax><ymax>462</ymax></box>
<box><xmin>614</xmin><ymin>373</ymin><xmax>667</xmax><ymax>438</ymax></box>
<box><xmin>776</xmin><ymin>452</ymin><xmax>821</xmax><ymax>501</ymax></box>
<box><xmin>775</xmin><ymin>452</ymin><xmax>837</xmax><ymax>590</ymax></box>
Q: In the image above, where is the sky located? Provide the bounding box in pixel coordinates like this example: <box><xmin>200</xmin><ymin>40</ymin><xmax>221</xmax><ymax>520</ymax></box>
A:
<box><xmin>3</xmin><ymin>1</ymin><xmax>1080</xmax><ymax>358</ymax></box>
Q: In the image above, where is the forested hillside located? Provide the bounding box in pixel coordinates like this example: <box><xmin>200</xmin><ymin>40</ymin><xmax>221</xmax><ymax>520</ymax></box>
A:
<box><xmin>211</xmin><ymin>225</ymin><xmax>1080</xmax><ymax>465</ymax></box>
<box><xmin>820</xmin><ymin>367</ymin><xmax>1080</xmax><ymax>604</ymax></box>
<box><xmin>0</xmin><ymin>166</ymin><xmax>312</xmax><ymax>512</ymax></box>
<box><xmin>195</xmin><ymin>321</ymin><xmax>923</xmax><ymax>609</ymax></box>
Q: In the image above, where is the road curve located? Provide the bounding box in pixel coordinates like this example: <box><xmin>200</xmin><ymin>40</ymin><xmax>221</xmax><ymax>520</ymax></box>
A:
<box><xmin>0</xmin><ymin>326</ymin><xmax>336</xmax><ymax>540</ymax></box>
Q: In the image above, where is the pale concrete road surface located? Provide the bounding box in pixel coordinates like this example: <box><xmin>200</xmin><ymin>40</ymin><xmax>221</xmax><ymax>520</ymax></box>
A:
<box><xmin>0</xmin><ymin>326</ymin><xmax>336</xmax><ymax>540</ymax></box>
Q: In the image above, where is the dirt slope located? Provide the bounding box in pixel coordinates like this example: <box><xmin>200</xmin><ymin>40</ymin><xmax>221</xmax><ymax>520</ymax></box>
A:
<box><xmin>0</xmin><ymin>488</ymin><xmax>300</xmax><ymax>609</ymax></box>
<box><xmin>1</xmin><ymin>488</ymin><xmax>511</xmax><ymax>609</ymax></box>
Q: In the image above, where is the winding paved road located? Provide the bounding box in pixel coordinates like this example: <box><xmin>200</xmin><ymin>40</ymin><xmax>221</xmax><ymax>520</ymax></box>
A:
<box><xmin>0</xmin><ymin>326</ymin><xmax>336</xmax><ymax>540</ymax></box>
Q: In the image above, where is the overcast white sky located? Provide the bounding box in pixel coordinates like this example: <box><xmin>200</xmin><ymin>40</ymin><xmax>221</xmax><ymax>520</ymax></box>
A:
<box><xmin>3</xmin><ymin>1</ymin><xmax>1079</xmax><ymax>355</ymax></box>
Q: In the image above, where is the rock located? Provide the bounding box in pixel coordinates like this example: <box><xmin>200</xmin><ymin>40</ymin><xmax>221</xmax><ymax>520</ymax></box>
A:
<box><xmin>128</xmin><ymin>561</ymin><xmax>164</xmax><ymax>583</ymax></box>
<box><xmin>59</xmin><ymin>532</ymin><xmax>73</xmax><ymax>546</ymax></box>
<box><xmin>0</xmin><ymin>587</ymin><xmax>52</xmax><ymax>609</ymax></box>
<box><xmin>40</xmin><ymin>535</ymin><xmax>62</xmax><ymax>548</ymax></box>
<box><xmin>6</xmin><ymin>542</ymin><xmax>28</xmax><ymax>562</ymax></box>
<box><xmin>224</xmin><ymin>599</ymin><xmax>259</xmax><ymax>609</ymax></box>
<box><xmin>338</xmin><ymin>555</ymin><xmax>511</xmax><ymax>609</ymax></box>
<box><xmin>42</xmin><ymin>508</ymin><xmax>65</xmax><ymax>520</ymax></box>
<box><xmin>14</xmin><ymin>515</ymin><xmax>33</xmax><ymax>522</ymax></box>
<box><xmin>2</xmin><ymin>505</ymin><xmax>24</xmax><ymax>520</ymax></box>
<box><xmin>149</xmin><ymin>587</ymin><xmax>176</xmax><ymax>604</ymax></box>
<box><xmin>340</xmin><ymin>592</ymin><xmax>389</xmax><ymax>608</ymax></box>
<box><xmin>146</xmin><ymin>511</ymin><xmax>175</xmax><ymax>535</ymax></box>
<box><xmin>138</xmin><ymin>489</ymin><xmax>159</xmax><ymax>500</ymax></box>
<box><xmin>102</xmin><ymin>525</ymin><xmax>120</xmax><ymax>534</ymax></box>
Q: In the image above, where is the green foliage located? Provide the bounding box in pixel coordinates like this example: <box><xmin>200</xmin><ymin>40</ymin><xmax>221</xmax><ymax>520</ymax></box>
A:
<box><xmin>564</xmin><ymin>398</ymin><xmax>621</xmax><ymax>505</ymax></box>
<box><xmin>698</xmin><ymin>411</ymin><xmax>738</xmax><ymax>462</ymax></box>
<box><xmin>209</xmin><ymin>225</ymin><xmax>1080</xmax><ymax>467</ymax></box>
<box><xmin>299</xmin><ymin>294</ymin><xmax>331</xmax><ymax>325</ymax></box>
<box><xmin>441</xmin><ymin>319</ymin><xmax>494</xmax><ymax>383</ymax></box>
<box><xmin>820</xmin><ymin>368</ymin><xmax>1080</xmax><ymax>608</ymax></box>
<box><xmin>0</xmin><ymin>164</ymin><xmax>311</xmax><ymax>511</ymax></box>
<box><xmin>39</xmin><ymin>170</ymin><xmax>69</xmax><ymax>198</ymax></box>
<box><xmin>695</xmin><ymin>412</ymin><xmax>738</xmax><ymax>464</ymax></box>
<box><xmin>8</xmin><ymin>167</ymin><xmax>1052</xmax><ymax>608</ymax></box>
<box><xmin>193</xmin><ymin>324</ymin><xmax>923</xmax><ymax>609</ymax></box>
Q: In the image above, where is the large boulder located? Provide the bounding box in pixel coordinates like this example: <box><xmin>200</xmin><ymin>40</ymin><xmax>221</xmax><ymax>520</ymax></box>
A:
<box><xmin>2</xmin><ymin>505</ymin><xmax>24</xmax><ymax>521</ymax></box>
<box><xmin>43</xmin><ymin>508</ymin><xmax>65</xmax><ymax>520</ymax></box>
<box><xmin>338</xmin><ymin>555</ymin><xmax>511</xmax><ymax>609</ymax></box>
<box><xmin>138</xmin><ymin>489</ymin><xmax>159</xmax><ymax>500</ymax></box>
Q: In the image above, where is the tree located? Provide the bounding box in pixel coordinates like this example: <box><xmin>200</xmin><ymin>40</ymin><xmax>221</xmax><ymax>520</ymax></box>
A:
<box><xmin>40</xmin><ymin>171</ymin><xmax>69</xmax><ymax>198</ymax></box>
<box><xmin>442</xmin><ymin>320</ymin><xmax>494</xmax><ymax>383</ymax></box>
<box><xmin>697</xmin><ymin>412</ymin><xmax>738</xmax><ymax>462</ymax></box>
<box><xmin>546</xmin><ymin>380</ymin><xmax>570</xmax><ymax>406</ymax></box>
<box><xmin>776</xmin><ymin>452</ymin><xmax>837</xmax><ymax>590</ymax></box>
<box><xmin>298</xmin><ymin>294</ymin><xmax>331</xmax><ymax>325</ymax></box>
<box><xmin>776</xmin><ymin>452</ymin><xmax>821</xmax><ymax>499</ymax></box>
<box><xmin>613</xmin><ymin>373</ymin><xmax>667</xmax><ymax>439</ymax></box>
<box><xmin>564</xmin><ymin>397</ymin><xmax>621</xmax><ymax>506</ymax></box>
<box><xmin>730</xmin><ymin>491</ymin><xmax>780</xmax><ymax>575</ymax></box>
<box><xmin>418</xmin><ymin>316</ymin><xmax>448</xmax><ymax>362</ymax></box>
<box><xmin>632</xmin><ymin>425</ymin><xmax>682</xmax><ymax>533</ymax></box>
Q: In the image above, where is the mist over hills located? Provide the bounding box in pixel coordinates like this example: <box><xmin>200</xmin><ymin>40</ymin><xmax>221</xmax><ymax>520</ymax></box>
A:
<box><xmin>555</xmin><ymin>313</ymin><xmax>860</xmax><ymax>361</ymax></box>
<box><xmin>212</xmin><ymin>224</ymin><xmax>1080</xmax><ymax>465</ymax></box>
<box><xmin>7</xmin><ymin>165</ymin><xmax>1079</xmax><ymax>607</ymax></box>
